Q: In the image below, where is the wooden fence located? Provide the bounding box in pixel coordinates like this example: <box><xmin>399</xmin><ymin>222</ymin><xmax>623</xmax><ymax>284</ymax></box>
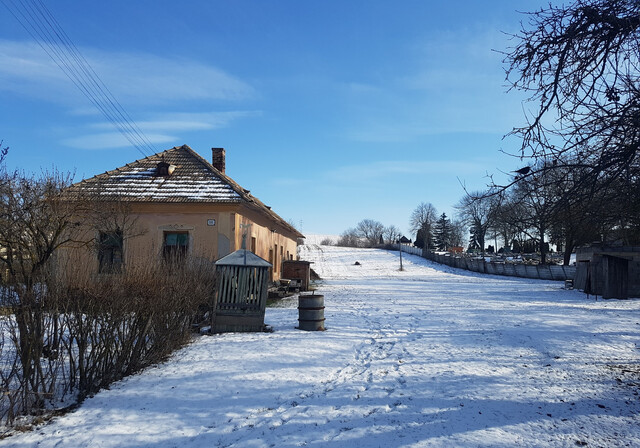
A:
<box><xmin>398</xmin><ymin>245</ymin><xmax>422</xmax><ymax>256</ymax></box>
<box><xmin>395</xmin><ymin>245</ymin><xmax>576</xmax><ymax>281</ymax></box>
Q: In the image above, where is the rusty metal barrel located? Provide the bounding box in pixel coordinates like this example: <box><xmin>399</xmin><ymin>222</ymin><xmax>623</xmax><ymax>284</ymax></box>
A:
<box><xmin>297</xmin><ymin>293</ymin><xmax>325</xmax><ymax>331</ymax></box>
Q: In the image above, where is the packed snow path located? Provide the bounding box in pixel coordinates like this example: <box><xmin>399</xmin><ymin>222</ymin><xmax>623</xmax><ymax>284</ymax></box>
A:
<box><xmin>3</xmin><ymin>245</ymin><xmax>640</xmax><ymax>447</ymax></box>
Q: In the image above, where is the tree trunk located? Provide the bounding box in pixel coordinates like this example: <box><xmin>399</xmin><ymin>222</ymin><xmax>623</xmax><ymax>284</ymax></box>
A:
<box><xmin>563</xmin><ymin>239</ymin><xmax>575</xmax><ymax>266</ymax></box>
<box><xmin>539</xmin><ymin>225</ymin><xmax>547</xmax><ymax>264</ymax></box>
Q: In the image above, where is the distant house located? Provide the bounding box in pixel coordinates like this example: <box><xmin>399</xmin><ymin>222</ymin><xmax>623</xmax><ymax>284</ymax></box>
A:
<box><xmin>62</xmin><ymin>145</ymin><xmax>303</xmax><ymax>282</ymax></box>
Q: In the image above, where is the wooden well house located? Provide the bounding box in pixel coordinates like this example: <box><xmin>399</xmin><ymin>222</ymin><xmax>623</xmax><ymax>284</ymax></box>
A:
<box><xmin>212</xmin><ymin>249</ymin><xmax>272</xmax><ymax>333</ymax></box>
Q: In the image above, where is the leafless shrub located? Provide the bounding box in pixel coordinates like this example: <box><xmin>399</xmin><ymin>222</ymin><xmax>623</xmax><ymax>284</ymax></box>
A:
<box><xmin>0</xmin><ymin>255</ymin><xmax>215</xmax><ymax>427</ymax></box>
<box><xmin>0</xmin><ymin>168</ymin><xmax>216</xmax><ymax>427</ymax></box>
<box><xmin>337</xmin><ymin>228</ymin><xmax>361</xmax><ymax>248</ymax></box>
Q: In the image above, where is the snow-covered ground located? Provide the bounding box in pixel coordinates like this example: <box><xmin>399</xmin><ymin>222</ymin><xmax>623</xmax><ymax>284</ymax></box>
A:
<box><xmin>3</xmin><ymin>245</ymin><xmax>640</xmax><ymax>447</ymax></box>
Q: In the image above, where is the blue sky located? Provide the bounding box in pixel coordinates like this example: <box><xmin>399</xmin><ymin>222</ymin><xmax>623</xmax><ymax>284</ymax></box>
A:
<box><xmin>0</xmin><ymin>0</ymin><xmax>543</xmax><ymax>237</ymax></box>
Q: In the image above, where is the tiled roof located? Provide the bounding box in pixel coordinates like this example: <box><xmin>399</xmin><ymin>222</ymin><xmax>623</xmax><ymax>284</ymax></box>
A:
<box><xmin>66</xmin><ymin>145</ymin><xmax>304</xmax><ymax>238</ymax></box>
<box><xmin>67</xmin><ymin>145</ymin><xmax>242</xmax><ymax>203</ymax></box>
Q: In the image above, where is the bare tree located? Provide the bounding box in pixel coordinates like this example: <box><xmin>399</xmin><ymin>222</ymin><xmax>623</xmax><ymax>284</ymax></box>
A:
<box><xmin>503</xmin><ymin>0</ymin><xmax>640</xmax><ymax>239</ymax></box>
<box><xmin>490</xmin><ymin>198</ymin><xmax>523</xmax><ymax>252</ymax></box>
<box><xmin>409</xmin><ymin>202</ymin><xmax>437</xmax><ymax>235</ymax></box>
<box><xmin>355</xmin><ymin>219</ymin><xmax>385</xmax><ymax>247</ymax></box>
<box><xmin>409</xmin><ymin>202</ymin><xmax>438</xmax><ymax>253</ymax></box>
<box><xmin>509</xmin><ymin>168</ymin><xmax>559</xmax><ymax>264</ymax></box>
<box><xmin>383</xmin><ymin>225</ymin><xmax>402</xmax><ymax>245</ymax></box>
<box><xmin>449</xmin><ymin>219</ymin><xmax>466</xmax><ymax>248</ymax></box>
<box><xmin>456</xmin><ymin>192</ymin><xmax>499</xmax><ymax>256</ymax></box>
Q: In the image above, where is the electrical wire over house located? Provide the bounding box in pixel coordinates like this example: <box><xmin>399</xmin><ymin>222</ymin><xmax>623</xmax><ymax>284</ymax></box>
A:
<box><xmin>1</xmin><ymin>0</ymin><xmax>156</xmax><ymax>158</ymax></box>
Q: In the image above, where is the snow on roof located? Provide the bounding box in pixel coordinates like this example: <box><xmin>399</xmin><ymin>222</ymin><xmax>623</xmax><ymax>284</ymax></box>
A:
<box><xmin>66</xmin><ymin>145</ymin><xmax>242</xmax><ymax>203</ymax></box>
<box><xmin>64</xmin><ymin>145</ymin><xmax>304</xmax><ymax>239</ymax></box>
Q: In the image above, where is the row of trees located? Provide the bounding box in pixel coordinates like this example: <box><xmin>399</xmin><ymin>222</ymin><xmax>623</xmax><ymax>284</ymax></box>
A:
<box><xmin>409</xmin><ymin>203</ymin><xmax>465</xmax><ymax>251</ymax></box>
<box><xmin>337</xmin><ymin>219</ymin><xmax>403</xmax><ymax>248</ymax></box>
<box><xmin>338</xmin><ymin>160</ymin><xmax>634</xmax><ymax>266</ymax></box>
<box><xmin>461</xmin><ymin>159</ymin><xmax>638</xmax><ymax>265</ymax></box>
<box><xmin>407</xmin><ymin>164</ymin><xmax>609</xmax><ymax>265</ymax></box>
<box><xmin>409</xmin><ymin>0</ymin><xmax>640</xmax><ymax>264</ymax></box>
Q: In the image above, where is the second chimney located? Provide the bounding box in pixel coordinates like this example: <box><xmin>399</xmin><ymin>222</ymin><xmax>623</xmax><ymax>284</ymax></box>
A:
<box><xmin>212</xmin><ymin>147</ymin><xmax>225</xmax><ymax>174</ymax></box>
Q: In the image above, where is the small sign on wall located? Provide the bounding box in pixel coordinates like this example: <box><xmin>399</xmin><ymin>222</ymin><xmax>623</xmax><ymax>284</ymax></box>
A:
<box><xmin>207</xmin><ymin>219</ymin><xmax>216</xmax><ymax>226</ymax></box>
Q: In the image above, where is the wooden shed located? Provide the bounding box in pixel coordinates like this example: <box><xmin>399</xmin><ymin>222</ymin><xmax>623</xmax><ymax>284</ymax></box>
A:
<box><xmin>282</xmin><ymin>260</ymin><xmax>312</xmax><ymax>291</ymax></box>
<box><xmin>575</xmin><ymin>245</ymin><xmax>640</xmax><ymax>299</ymax></box>
<box><xmin>212</xmin><ymin>249</ymin><xmax>272</xmax><ymax>333</ymax></box>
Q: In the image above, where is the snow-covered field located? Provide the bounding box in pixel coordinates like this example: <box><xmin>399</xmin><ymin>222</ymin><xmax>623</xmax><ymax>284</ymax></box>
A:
<box><xmin>3</xmin><ymin>245</ymin><xmax>640</xmax><ymax>447</ymax></box>
<box><xmin>302</xmin><ymin>234</ymin><xmax>339</xmax><ymax>245</ymax></box>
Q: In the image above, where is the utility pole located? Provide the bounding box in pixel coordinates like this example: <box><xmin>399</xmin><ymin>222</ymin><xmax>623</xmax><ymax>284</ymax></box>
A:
<box><xmin>398</xmin><ymin>239</ymin><xmax>404</xmax><ymax>271</ymax></box>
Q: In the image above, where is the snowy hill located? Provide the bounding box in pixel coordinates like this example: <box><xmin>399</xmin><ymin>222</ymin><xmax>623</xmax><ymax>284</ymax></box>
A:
<box><xmin>3</xmin><ymin>246</ymin><xmax>640</xmax><ymax>447</ymax></box>
<box><xmin>301</xmin><ymin>233</ymin><xmax>339</xmax><ymax>245</ymax></box>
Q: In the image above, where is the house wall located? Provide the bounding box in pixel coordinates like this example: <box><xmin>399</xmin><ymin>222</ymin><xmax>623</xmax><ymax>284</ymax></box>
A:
<box><xmin>59</xmin><ymin>202</ymin><xmax>298</xmax><ymax>283</ymax></box>
<box><xmin>124</xmin><ymin>204</ymin><xmax>234</xmax><ymax>263</ymax></box>
<box><xmin>235</xmin><ymin>204</ymin><xmax>299</xmax><ymax>281</ymax></box>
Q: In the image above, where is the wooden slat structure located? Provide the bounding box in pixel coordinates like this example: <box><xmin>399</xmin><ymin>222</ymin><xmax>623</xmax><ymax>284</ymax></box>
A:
<box><xmin>575</xmin><ymin>245</ymin><xmax>640</xmax><ymax>299</ymax></box>
<box><xmin>212</xmin><ymin>249</ymin><xmax>272</xmax><ymax>333</ymax></box>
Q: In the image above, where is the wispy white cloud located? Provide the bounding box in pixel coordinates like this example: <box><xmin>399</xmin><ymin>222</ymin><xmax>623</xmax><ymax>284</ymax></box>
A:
<box><xmin>61</xmin><ymin>132</ymin><xmax>176</xmax><ymax>150</ymax></box>
<box><xmin>273</xmin><ymin>158</ymin><xmax>485</xmax><ymax>188</ymax></box>
<box><xmin>0</xmin><ymin>40</ymin><xmax>75</xmax><ymax>101</ymax></box>
<box><xmin>0</xmin><ymin>39</ymin><xmax>255</xmax><ymax>106</ymax></box>
<box><xmin>88</xmin><ymin>111</ymin><xmax>260</xmax><ymax>132</ymax></box>
<box><xmin>93</xmin><ymin>53</ymin><xmax>255</xmax><ymax>105</ymax></box>
<box><xmin>61</xmin><ymin>111</ymin><xmax>259</xmax><ymax>150</ymax></box>
<box><xmin>0</xmin><ymin>38</ymin><xmax>261</xmax><ymax>151</ymax></box>
<box><xmin>324</xmin><ymin>159</ymin><xmax>483</xmax><ymax>183</ymax></box>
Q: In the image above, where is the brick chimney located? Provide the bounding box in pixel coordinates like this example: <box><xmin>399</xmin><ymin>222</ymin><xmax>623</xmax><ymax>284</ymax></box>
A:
<box><xmin>211</xmin><ymin>147</ymin><xmax>225</xmax><ymax>174</ymax></box>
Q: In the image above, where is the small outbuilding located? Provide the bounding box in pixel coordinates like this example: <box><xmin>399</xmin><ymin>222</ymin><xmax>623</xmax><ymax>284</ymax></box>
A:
<box><xmin>282</xmin><ymin>260</ymin><xmax>312</xmax><ymax>291</ymax></box>
<box><xmin>575</xmin><ymin>245</ymin><xmax>640</xmax><ymax>299</ymax></box>
<box><xmin>212</xmin><ymin>249</ymin><xmax>272</xmax><ymax>333</ymax></box>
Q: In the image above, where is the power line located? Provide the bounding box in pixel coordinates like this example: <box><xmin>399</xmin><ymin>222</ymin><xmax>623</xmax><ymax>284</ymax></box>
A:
<box><xmin>2</xmin><ymin>0</ymin><xmax>156</xmax><ymax>158</ymax></box>
<box><xmin>30</xmin><ymin>0</ymin><xmax>155</xmax><ymax>156</ymax></box>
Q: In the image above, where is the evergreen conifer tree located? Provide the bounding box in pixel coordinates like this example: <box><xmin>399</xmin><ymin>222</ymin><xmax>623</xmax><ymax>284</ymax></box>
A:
<box><xmin>434</xmin><ymin>213</ymin><xmax>451</xmax><ymax>251</ymax></box>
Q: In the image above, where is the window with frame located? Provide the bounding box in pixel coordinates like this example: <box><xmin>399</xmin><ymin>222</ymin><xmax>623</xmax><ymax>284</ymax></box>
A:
<box><xmin>98</xmin><ymin>230</ymin><xmax>123</xmax><ymax>273</ymax></box>
<box><xmin>163</xmin><ymin>231</ymin><xmax>189</xmax><ymax>261</ymax></box>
